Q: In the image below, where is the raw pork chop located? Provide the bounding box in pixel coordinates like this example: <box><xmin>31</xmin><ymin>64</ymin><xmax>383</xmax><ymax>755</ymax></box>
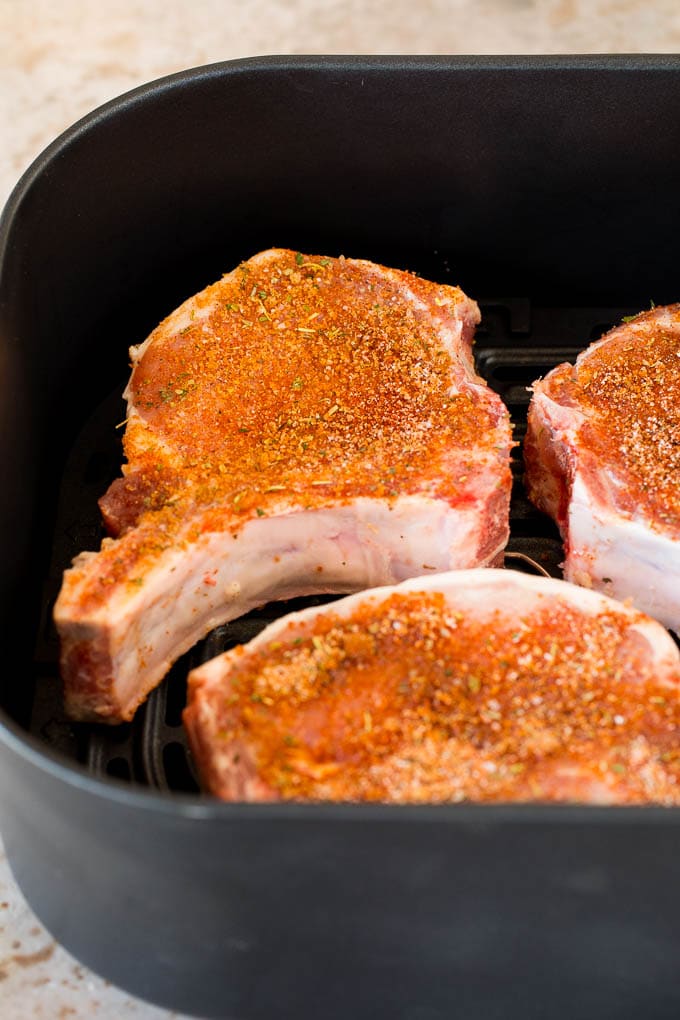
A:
<box><xmin>184</xmin><ymin>568</ymin><xmax>680</xmax><ymax>804</ymax></box>
<box><xmin>55</xmin><ymin>249</ymin><xmax>512</xmax><ymax>723</ymax></box>
<box><xmin>524</xmin><ymin>304</ymin><xmax>680</xmax><ymax>631</ymax></box>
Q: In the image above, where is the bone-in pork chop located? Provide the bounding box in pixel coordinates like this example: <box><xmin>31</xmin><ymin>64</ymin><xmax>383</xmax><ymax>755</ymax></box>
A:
<box><xmin>55</xmin><ymin>249</ymin><xmax>512</xmax><ymax>723</ymax></box>
<box><xmin>524</xmin><ymin>305</ymin><xmax>680</xmax><ymax>631</ymax></box>
<box><xmin>184</xmin><ymin>568</ymin><xmax>680</xmax><ymax>804</ymax></box>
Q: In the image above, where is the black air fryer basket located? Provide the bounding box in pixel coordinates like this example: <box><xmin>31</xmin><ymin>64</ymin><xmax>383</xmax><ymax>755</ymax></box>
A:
<box><xmin>1</xmin><ymin>57</ymin><xmax>680</xmax><ymax>1020</ymax></box>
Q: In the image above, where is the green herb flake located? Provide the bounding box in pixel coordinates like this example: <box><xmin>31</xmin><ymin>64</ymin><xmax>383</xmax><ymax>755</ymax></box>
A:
<box><xmin>256</xmin><ymin>507</ymin><xmax>266</xmax><ymax>517</ymax></box>
<box><xmin>610</xmin><ymin>762</ymin><xmax>626</xmax><ymax>775</ymax></box>
<box><xmin>467</xmin><ymin>675</ymin><xmax>481</xmax><ymax>694</ymax></box>
<box><xmin>291</xmin><ymin>377</ymin><xmax>304</xmax><ymax>391</ymax></box>
<box><xmin>295</xmin><ymin>252</ymin><xmax>304</xmax><ymax>265</ymax></box>
<box><xmin>284</xmin><ymin>734</ymin><xmax>297</xmax><ymax>747</ymax></box>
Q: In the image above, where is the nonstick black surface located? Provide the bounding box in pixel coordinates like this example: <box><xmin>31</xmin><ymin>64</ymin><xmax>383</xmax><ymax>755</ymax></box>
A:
<box><xmin>27</xmin><ymin>297</ymin><xmax>642</xmax><ymax>792</ymax></box>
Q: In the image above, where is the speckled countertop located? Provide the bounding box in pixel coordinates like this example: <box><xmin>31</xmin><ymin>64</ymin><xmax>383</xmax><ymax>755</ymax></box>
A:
<box><xmin>1</xmin><ymin>2</ymin><xmax>679</xmax><ymax>1017</ymax></box>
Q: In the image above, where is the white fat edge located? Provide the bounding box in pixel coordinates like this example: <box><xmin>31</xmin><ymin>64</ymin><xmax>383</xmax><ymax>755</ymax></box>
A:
<box><xmin>115</xmin><ymin>412</ymin><xmax>185</xmax><ymax>473</ymax></box>
<box><xmin>126</xmin><ymin>293</ymin><xmax>216</xmax><ymax>375</ymax></box>
<box><xmin>347</xmin><ymin>256</ymin><xmax>480</xmax><ymax>379</ymax></box>
<box><xmin>194</xmin><ymin>562</ymin><xmax>679</xmax><ymax>689</ymax></box>
<box><xmin>534</xmin><ymin>306</ymin><xmax>680</xmax><ymax>397</ymax></box>
<box><xmin>57</xmin><ymin>492</ymin><xmax>496</xmax><ymax>618</ymax></box>
<box><xmin>532</xmin><ymin>388</ymin><xmax>587</xmax><ymax>439</ymax></box>
<box><xmin>126</xmin><ymin>250</ymin><xmax>280</xmax><ymax>369</ymax></box>
<box><xmin>574</xmin><ymin>306</ymin><xmax>680</xmax><ymax>367</ymax></box>
<box><xmin>525</xmin><ymin>389</ymin><xmax>585</xmax><ymax>522</ymax></box>
<box><xmin>181</xmin><ymin>493</ymin><xmax>495</xmax><ymax>685</ymax></box>
<box><xmin>531</xmin><ymin>340</ymin><xmax>616</xmax><ymax>398</ymax></box>
<box><xmin>566</xmin><ymin>472</ymin><xmax>680</xmax><ymax>640</ymax></box>
<box><xmin>120</xmin><ymin>257</ymin><xmax>265</xmax><ymax>453</ymax></box>
<box><xmin>535</xmin><ymin>309</ymin><xmax>680</xmax><ymax>392</ymax></box>
<box><xmin>122</xmin><ymin>255</ymin><xmax>268</xmax><ymax>401</ymax></box>
<box><xmin>64</xmin><ymin>493</ymin><xmax>488</xmax><ymax>682</ymax></box>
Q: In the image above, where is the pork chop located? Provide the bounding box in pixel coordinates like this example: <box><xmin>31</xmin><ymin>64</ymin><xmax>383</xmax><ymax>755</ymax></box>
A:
<box><xmin>54</xmin><ymin>249</ymin><xmax>512</xmax><ymax>723</ymax></box>
<box><xmin>184</xmin><ymin>568</ymin><xmax>680</xmax><ymax>804</ymax></box>
<box><xmin>524</xmin><ymin>304</ymin><xmax>680</xmax><ymax>631</ymax></box>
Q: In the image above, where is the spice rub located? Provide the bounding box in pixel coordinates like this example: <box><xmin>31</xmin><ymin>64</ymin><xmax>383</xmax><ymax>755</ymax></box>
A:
<box><xmin>185</xmin><ymin>569</ymin><xmax>680</xmax><ymax>804</ymax></box>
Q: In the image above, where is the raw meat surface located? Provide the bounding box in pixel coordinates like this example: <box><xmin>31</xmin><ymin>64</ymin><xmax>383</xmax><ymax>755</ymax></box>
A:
<box><xmin>184</xmin><ymin>569</ymin><xmax>680</xmax><ymax>804</ymax></box>
<box><xmin>54</xmin><ymin>249</ymin><xmax>512</xmax><ymax>723</ymax></box>
<box><xmin>524</xmin><ymin>304</ymin><xmax>680</xmax><ymax>631</ymax></box>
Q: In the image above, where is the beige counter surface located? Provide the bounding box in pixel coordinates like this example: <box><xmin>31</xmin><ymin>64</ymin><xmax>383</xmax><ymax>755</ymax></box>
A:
<box><xmin>3</xmin><ymin>0</ymin><xmax>680</xmax><ymax>210</ymax></box>
<box><xmin>1</xmin><ymin>2</ymin><xmax>679</xmax><ymax>1017</ymax></box>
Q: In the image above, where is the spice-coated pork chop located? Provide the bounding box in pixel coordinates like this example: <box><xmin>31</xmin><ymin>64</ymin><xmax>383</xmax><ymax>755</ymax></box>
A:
<box><xmin>524</xmin><ymin>305</ymin><xmax>680</xmax><ymax>632</ymax></box>
<box><xmin>184</xmin><ymin>568</ymin><xmax>680</xmax><ymax>804</ymax></box>
<box><xmin>54</xmin><ymin>249</ymin><xmax>512</xmax><ymax>723</ymax></box>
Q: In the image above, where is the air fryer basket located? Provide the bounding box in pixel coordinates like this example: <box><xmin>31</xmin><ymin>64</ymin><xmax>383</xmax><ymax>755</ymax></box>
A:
<box><xmin>2</xmin><ymin>57</ymin><xmax>680</xmax><ymax>1020</ymax></box>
